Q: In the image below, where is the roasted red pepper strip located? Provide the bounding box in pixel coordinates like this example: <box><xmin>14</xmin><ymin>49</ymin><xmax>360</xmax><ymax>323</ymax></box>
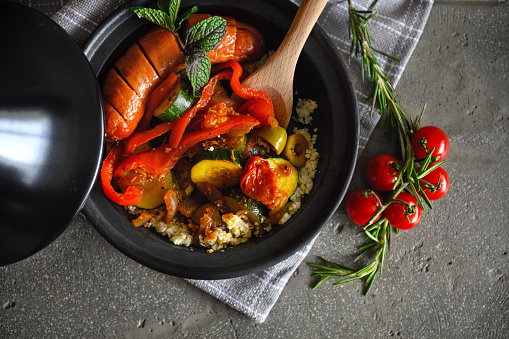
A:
<box><xmin>124</xmin><ymin>121</ymin><xmax>175</xmax><ymax>154</ymax></box>
<box><xmin>137</xmin><ymin>72</ymin><xmax>179</xmax><ymax>133</ymax></box>
<box><xmin>169</xmin><ymin>60</ymin><xmax>278</xmax><ymax>147</ymax></box>
<box><xmin>219</xmin><ymin>61</ymin><xmax>268</xmax><ymax>101</ymax></box>
<box><xmin>115</xmin><ymin>114</ymin><xmax>259</xmax><ymax>178</ymax></box>
<box><xmin>101</xmin><ymin>142</ymin><xmax>141</xmax><ymax>206</ymax></box>
<box><xmin>168</xmin><ymin>69</ymin><xmax>234</xmax><ymax>148</ymax></box>
<box><xmin>215</xmin><ymin>60</ymin><xmax>278</xmax><ymax>129</ymax></box>
<box><xmin>237</xmin><ymin>98</ymin><xmax>276</xmax><ymax>128</ymax></box>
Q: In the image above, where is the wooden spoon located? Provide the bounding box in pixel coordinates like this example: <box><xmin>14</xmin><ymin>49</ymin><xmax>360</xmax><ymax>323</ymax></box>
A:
<box><xmin>241</xmin><ymin>0</ymin><xmax>328</xmax><ymax>128</ymax></box>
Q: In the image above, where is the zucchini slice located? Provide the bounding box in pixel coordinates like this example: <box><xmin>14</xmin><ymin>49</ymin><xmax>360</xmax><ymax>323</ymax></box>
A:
<box><xmin>191</xmin><ymin>203</ymin><xmax>222</xmax><ymax>226</ymax></box>
<box><xmin>256</xmin><ymin>125</ymin><xmax>288</xmax><ymax>155</ymax></box>
<box><xmin>223</xmin><ymin>188</ymin><xmax>268</xmax><ymax>225</ymax></box>
<box><xmin>266</xmin><ymin>158</ymin><xmax>298</xmax><ymax>198</ymax></box>
<box><xmin>191</xmin><ymin>147</ymin><xmax>245</xmax><ymax>188</ymax></box>
<box><xmin>232</xmin><ymin>134</ymin><xmax>247</xmax><ymax>153</ymax></box>
<box><xmin>117</xmin><ymin>169</ymin><xmax>179</xmax><ymax>209</ymax></box>
<box><xmin>153</xmin><ymin>76</ymin><xmax>194</xmax><ymax>122</ymax></box>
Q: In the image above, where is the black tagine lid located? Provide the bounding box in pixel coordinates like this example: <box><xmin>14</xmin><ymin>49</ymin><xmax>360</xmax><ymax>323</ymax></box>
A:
<box><xmin>0</xmin><ymin>1</ymin><xmax>103</xmax><ymax>266</ymax></box>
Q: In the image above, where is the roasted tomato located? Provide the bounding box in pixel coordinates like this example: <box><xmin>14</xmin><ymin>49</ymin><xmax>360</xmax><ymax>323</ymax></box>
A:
<box><xmin>240</xmin><ymin>156</ymin><xmax>286</xmax><ymax>210</ymax></box>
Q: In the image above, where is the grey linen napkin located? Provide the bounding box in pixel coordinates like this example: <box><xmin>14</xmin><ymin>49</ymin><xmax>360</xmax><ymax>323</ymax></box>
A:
<box><xmin>42</xmin><ymin>0</ymin><xmax>433</xmax><ymax>323</ymax></box>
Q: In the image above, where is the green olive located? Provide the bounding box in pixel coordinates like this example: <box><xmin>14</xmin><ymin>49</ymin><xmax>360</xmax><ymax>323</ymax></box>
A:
<box><xmin>255</xmin><ymin>125</ymin><xmax>288</xmax><ymax>155</ymax></box>
<box><xmin>282</xmin><ymin>133</ymin><xmax>309</xmax><ymax>167</ymax></box>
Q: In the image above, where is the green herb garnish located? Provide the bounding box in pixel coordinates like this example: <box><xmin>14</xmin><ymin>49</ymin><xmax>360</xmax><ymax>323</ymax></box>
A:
<box><xmin>183</xmin><ymin>16</ymin><xmax>227</xmax><ymax>93</ymax></box>
<box><xmin>131</xmin><ymin>0</ymin><xmax>226</xmax><ymax>96</ymax></box>
<box><xmin>131</xmin><ymin>0</ymin><xmax>197</xmax><ymax>31</ymax></box>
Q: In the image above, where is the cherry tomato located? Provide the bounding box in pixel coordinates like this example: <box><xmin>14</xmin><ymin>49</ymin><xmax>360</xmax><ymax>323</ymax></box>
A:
<box><xmin>420</xmin><ymin>166</ymin><xmax>450</xmax><ymax>200</ymax></box>
<box><xmin>365</xmin><ymin>153</ymin><xmax>400</xmax><ymax>191</ymax></box>
<box><xmin>345</xmin><ymin>189</ymin><xmax>383</xmax><ymax>226</ymax></box>
<box><xmin>385</xmin><ymin>192</ymin><xmax>422</xmax><ymax>230</ymax></box>
<box><xmin>412</xmin><ymin>126</ymin><xmax>450</xmax><ymax>161</ymax></box>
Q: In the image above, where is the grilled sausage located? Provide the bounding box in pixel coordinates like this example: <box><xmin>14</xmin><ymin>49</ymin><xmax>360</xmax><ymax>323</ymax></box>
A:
<box><xmin>184</xmin><ymin>14</ymin><xmax>265</xmax><ymax>64</ymax></box>
<box><xmin>101</xmin><ymin>69</ymin><xmax>145</xmax><ymax>142</ymax></box>
<box><xmin>138</xmin><ymin>27</ymin><xmax>185</xmax><ymax>80</ymax></box>
<box><xmin>102</xmin><ymin>15</ymin><xmax>265</xmax><ymax>142</ymax></box>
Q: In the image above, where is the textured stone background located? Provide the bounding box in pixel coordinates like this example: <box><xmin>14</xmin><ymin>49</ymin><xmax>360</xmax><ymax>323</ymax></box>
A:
<box><xmin>1</xmin><ymin>1</ymin><xmax>508</xmax><ymax>338</ymax></box>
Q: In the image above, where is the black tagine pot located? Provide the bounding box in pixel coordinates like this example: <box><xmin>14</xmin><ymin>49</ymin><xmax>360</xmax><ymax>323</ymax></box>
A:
<box><xmin>0</xmin><ymin>1</ymin><xmax>103</xmax><ymax>266</ymax></box>
<box><xmin>83</xmin><ymin>0</ymin><xmax>359</xmax><ymax>279</ymax></box>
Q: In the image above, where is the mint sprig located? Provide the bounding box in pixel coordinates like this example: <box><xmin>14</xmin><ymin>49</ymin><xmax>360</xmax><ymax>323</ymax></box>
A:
<box><xmin>183</xmin><ymin>16</ymin><xmax>227</xmax><ymax>95</ymax></box>
<box><xmin>130</xmin><ymin>0</ymin><xmax>225</xmax><ymax>96</ymax></box>
<box><xmin>183</xmin><ymin>16</ymin><xmax>227</xmax><ymax>53</ymax></box>
<box><xmin>131</xmin><ymin>0</ymin><xmax>197</xmax><ymax>31</ymax></box>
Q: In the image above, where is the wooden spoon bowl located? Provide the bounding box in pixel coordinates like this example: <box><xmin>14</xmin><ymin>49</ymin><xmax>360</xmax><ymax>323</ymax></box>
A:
<box><xmin>241</xmin><ymin>0</ymin><xmax>328</xmax><ymax>128</ymax></box>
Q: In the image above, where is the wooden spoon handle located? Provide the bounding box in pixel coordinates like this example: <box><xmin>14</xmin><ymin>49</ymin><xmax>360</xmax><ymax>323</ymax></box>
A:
<box><xmin>274</xmin><ymin>0</ymin><xmax>328</xmax><ymax>67</ymax></box>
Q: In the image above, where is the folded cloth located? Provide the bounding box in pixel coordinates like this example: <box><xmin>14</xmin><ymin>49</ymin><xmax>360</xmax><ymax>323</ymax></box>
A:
<box><xmin>44</xmin><ymin>0</ymin><xmax>433</xmax><ymax>323</ymax></box>
<box><xmin>51</xmin><ymin>0</ymin><xmax>130</xmax><ymax>46</ymax></box>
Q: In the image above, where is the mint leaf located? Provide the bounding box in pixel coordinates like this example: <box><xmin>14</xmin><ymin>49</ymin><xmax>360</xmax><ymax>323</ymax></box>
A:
<box><xmin>157</xmin><ymin>1</ymin><xmax>171</xmax><ymax>14</ymax></box>
<box><xmin>157</xmin><ymin>0</ymin><xmax>180</xmax><ymax>26</ymax></box>
<box><xmin>185</xmin><ymin>48</ymin><xmax>211</xmax><ymax>96</ymax></box>
<box><xmin>176</xmin><ymin>6</ymin><xmax>199</xmax><ymax>30</ymax></box>
<box><xmin>182</xmin><ymin>16</ymin><xmax>226</xmax><ymax>95</ymax></box>
<box><xmin>183</xmin><ymin>16</ymin><xmax>227</xmax><ymax>53</ymax></box>
<box><xmin>131</xmin><ymin>6</ymin><xmax>174</xmax><ymax>31</ymax></box>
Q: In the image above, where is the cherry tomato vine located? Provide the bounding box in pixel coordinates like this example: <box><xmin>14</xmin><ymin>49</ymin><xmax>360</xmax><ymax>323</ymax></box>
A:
<box><xmin>308</xmin><ymin>0</ymin><xmax>451</xmax><ymax>294</ymax></box>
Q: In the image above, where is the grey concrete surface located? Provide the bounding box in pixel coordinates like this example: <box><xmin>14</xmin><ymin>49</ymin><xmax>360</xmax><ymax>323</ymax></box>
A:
<box><xmin>1</xmin><ymin>1</ymin><xmax>509</xmax><ymax>338</ymax></box>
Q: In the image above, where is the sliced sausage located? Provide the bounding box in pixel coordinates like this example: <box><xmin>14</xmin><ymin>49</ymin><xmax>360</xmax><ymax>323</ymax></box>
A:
<box><xmin>103</xmin><ymin>100</ymin><xmax>130</xmax><ymax>143</ymax></box>
<box><xmin>101</xmin><ymin>69</ymin><xmax>145</xmax><ymax>142</ymax></box>
<box><xmin>184</xmin><ymin>14</ymin><xmax>265</xmax><ymax>64</ymax></box>
<box><xmin>115</xmin><ymin>43</ymin><xmax>161</xmax><ymax>101</ymax></box>
<box><xmin>232</xmin><ymin>22</ymin><xmax>265</xmax><ymax>62</ymax></box>
<box><xmin>138</xmin><ymin>27</ymin><xmax>185</xmax><ymax>80</ymax></box>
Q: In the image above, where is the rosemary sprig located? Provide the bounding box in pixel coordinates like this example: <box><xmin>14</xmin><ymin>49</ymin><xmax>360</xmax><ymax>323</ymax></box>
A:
<box><xmin>309</xmin><ymin>158</ymin><xmax>439</xmax><ymax>294</ymax></box>
<box><xmin>348</xmin><ymin>0</ymin><xmax>407</xmax><ymax>149</ymax></box>
<box><xmin>348</xmin><ymin>0</ymin><xmax>438</xmax><ymax>210</ymax></box>
<box><xmin>309</xmin><ymin>0</ymin><xmax>444</xmax><ymax>294</ymax></box>
<box><xmin>309</xmin><ymin>219</ymin><xmax>391</xmax><ymax>295</ymax></box>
